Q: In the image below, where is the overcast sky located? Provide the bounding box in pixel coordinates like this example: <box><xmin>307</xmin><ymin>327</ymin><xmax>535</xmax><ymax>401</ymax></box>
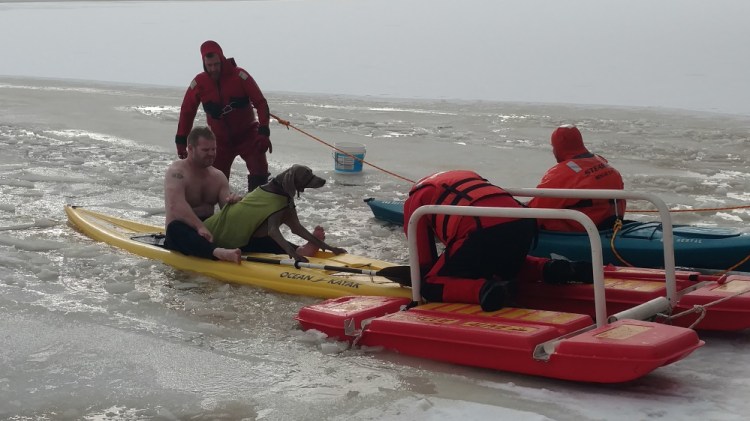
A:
<box><xmin>1</xmin><ymin>0</ymin><xmax>748</xmax><ymax>114</ymax></box>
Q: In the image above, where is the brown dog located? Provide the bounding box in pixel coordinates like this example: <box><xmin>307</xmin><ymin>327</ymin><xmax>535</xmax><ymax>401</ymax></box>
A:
<box><xmin>249</xmin><ymin>164</ymin><xmax>347</xmax><ymax>261</ymax></box>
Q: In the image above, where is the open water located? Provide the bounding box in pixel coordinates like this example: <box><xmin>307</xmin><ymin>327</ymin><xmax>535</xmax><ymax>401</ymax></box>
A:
<box><xmin>0</xmin><ymin>77</ymin><xmax>749</xmax><ymax>420</ymax></box>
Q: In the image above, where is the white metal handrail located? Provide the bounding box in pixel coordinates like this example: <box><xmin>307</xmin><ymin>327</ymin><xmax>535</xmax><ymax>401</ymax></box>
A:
<box><xmin>407</xmin><ymin>206</ymin><xmax>610</xmax><ymax>327</ymax></box>
<box><xmin>505</xmin><ymin>188</ymin><xmax>676</xmax><ymax>302</ymax></box>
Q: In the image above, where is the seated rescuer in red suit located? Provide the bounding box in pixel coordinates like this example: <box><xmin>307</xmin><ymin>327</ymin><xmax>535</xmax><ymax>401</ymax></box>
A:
<box><xmin>175</xmin><ymin>40</ymin><xmax>273</xmax><ymax>192</ymax></box>
<box><xmin>403</xmin><ymin>170</ymin><xmax>594</xmax><ymax>312</ymax></box>
<box><xmin>527</xmin><ymin>124</ymin><xmax>626</xmax><ymax>231</ymax></box>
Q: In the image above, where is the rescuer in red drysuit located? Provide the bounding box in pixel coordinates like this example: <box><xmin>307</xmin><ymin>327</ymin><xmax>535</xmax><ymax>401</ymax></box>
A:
<box><xmin>175</xmin><ymin>40</ymin><xmax>273</xmax><ymax>192</ymax></box>
<box><xmin>404</xmin><ymin>170</ymin><xmax>593</xmax><ymax>311</ymax></box>
<box><xmin>527</xmin><ymin>124</ymin><xmax>626</xmax><ymax>231</ymax></box>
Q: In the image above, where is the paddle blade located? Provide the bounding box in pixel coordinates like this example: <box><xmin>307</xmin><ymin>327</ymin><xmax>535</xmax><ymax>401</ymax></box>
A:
<box><xmin>377</xmin><ymin>265</ymin><xmax>413</xmax><ymax>286</ymax></box>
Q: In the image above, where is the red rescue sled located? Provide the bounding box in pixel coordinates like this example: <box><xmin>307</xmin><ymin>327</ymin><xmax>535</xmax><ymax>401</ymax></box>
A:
<box><xmin>296</xmin><ymin>295</ymin><xmax>703</xmax><ymax>383</ymax></box>
<box><xmin>294</xmin><ymin>200</ymin><xmax>739</xmax><ymax>382</ymax></box>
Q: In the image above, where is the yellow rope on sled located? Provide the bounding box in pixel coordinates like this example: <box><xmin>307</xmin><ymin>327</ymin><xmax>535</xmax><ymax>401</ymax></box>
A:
<box><xmin>716</xmin><ymin>253</ymin><xmax>750</xmax><ymax>276</ymax></box>
<box><xmin>609</xmin><ymin>219</ymin><xmax>634</xmax><ymax>267</ymax></box>
<box><xmin>609</xmin><ymin>217</ymin><xmax>750</xmax><ymax>273</ymax></box>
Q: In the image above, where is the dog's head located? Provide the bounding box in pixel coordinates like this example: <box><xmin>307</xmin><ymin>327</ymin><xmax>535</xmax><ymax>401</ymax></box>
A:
<box><xmin>273</xmin><ymin>164</ymin><xmax>326</xmax><ymax>198</ymax></box>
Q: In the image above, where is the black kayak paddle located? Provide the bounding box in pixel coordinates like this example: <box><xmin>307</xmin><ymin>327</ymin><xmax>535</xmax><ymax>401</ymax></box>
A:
<box><xmin>244</xmin><ymin>255</ymin><xmax>414</xmax><ymax>286</ymax></box>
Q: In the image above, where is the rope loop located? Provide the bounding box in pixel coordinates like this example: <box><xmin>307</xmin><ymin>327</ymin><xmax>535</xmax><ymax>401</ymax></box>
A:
<box><xmin>609</xmin><ymin>218</ymin><xmax>634</xmax><ymax>267</ymax></box>
<box><xmin>662</xmin><ymin>285</ymin><xmax>750</xmax><ymax>329</ymax></box>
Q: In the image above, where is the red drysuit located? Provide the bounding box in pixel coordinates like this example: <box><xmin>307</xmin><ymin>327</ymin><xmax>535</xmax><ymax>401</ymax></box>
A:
<box><xmin>175</xmin><ymin>40</ymin><xmax>271</xmax><ymax>181</ymax></box>
<box><xmin>527</xmin><ymin>125</ymin><xmax>626</xmax><ymax>231</ymax></box>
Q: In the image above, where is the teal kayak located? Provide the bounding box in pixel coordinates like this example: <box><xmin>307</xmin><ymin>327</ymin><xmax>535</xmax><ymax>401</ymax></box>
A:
<box><xmin>364</xmin><ymin>198</ymin><xmax>750</xmax><ymax>272</ymax></box>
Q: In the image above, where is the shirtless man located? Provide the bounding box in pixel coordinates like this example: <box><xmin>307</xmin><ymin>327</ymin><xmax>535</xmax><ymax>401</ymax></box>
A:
<box><xmin>163</xmin><ymin>126</ymin><xmax>243</xmax><ymax>263</ymax></box>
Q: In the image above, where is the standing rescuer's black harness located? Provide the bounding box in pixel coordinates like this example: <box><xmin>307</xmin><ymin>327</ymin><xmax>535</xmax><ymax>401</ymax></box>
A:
<box><xmin>202</xmin><ymin>97</ymin><xmax>251</xmax><ymax>119</ymax></box>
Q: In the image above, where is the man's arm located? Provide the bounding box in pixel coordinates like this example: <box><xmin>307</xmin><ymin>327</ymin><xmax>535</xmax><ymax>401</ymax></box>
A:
<box><xmin>175</xmin><ymin>82</ymin><xmax>202</xmax><ymax>157</ymax></box>
<box><xmin>403</xmin><ymin>188</ymin><xmax>439</xmax><ymax>273</ymax></box>
<box><xmin>214</xmin><ymin>169</ymin><xmax>242</xmax><ymax>209</ymax></box>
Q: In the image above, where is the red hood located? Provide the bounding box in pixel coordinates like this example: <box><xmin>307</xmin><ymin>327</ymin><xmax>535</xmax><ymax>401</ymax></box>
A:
<box><xmin>551</xmin><ymin>125</ymin><xmax>589</xmax><ymax>162</ymax></box>
<box><xmin>200</xmin><ymin>40</ymin><xmax>235</xmax><ymax>74</ymax></box>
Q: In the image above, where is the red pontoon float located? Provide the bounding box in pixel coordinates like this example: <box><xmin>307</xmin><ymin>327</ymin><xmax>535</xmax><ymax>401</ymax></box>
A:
<box><xmin>519</xmin><ymin>266</ymin><xmax>750</xmax><ymax>331</ymax></box>
<box><xmin>297</xmin><ymin>296</ymin><xmax>701</xmax><ymax>383</ymax></box>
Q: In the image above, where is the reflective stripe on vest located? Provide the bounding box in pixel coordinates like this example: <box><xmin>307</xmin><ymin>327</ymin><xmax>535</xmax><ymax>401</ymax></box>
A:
<box><xmin>566</xmin><ymin>161</ymin><xmax>583</xmax><ymax>173</ymax></box>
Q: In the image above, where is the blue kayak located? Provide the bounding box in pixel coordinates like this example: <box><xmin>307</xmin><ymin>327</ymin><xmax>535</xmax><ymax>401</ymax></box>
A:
<box><xmin>364</xmin><ymin>198</ymin><xmax>750</xmax><ymax>272</ymax></box>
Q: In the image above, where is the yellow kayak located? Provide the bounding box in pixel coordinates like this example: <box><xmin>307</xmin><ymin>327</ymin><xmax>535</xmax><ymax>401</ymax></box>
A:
<box><xmin>64</xmin><ymin>205</ymin><xmax>412</xmax><ymax>299</ymax></box>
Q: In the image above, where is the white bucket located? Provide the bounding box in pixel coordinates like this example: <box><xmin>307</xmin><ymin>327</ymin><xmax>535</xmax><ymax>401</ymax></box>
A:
<box><xmin>333</xmin><ymin>142</ymin><xmax>366</xmax><ymax>173</ymax></box>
